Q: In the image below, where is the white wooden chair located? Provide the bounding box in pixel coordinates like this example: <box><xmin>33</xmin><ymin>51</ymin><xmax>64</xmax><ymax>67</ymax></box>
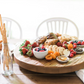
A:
<box><xmin>36</xmin><ymin>17</ymin><xmax>79</xmax><ymax>38</ymax></box>
<box><xmin>2</xmin><ymin>17</ymin><xmax>22</xmax><ymax>39</ymax></box>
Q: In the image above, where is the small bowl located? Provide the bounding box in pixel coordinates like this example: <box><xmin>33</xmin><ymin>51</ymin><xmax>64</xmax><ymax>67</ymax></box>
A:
<box><xmin>56</xmin><ymin>55</ymin><xmax>69</xmax><ymax>63</ymax></box>
<box><xmin>33</xmin><ymin>47</ymin><xmax>48</xmax><ymax>59</ymax></box>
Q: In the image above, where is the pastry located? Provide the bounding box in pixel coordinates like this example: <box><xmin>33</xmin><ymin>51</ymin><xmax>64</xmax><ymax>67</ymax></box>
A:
<box><xmin>44</xmin><ymin>39</ymin><xmax>58</xmax><ymax>46</ymax></box>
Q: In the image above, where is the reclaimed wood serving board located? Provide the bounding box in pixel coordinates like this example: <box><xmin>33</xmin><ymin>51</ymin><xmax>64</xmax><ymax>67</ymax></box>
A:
<box><xmin>14</xmin><ymin>46</ymin><xmax>84</xmax><ymax>74</ymax></box>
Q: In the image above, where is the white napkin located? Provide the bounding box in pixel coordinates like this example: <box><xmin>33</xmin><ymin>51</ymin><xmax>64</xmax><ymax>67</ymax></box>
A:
<box><xmin>75</xmin><ymin>69</ymin><xmax>84</xmax><ymax>83</ymax></box>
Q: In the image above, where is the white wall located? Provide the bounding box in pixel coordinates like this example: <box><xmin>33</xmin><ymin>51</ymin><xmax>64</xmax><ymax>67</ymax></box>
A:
<box><xmin>0</xmin><ymin>0</ymin><xmax>84</xmax><ymax>40</ymax></box>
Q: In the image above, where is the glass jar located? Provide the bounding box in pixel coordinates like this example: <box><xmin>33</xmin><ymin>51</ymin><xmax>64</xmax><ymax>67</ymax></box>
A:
<box><xmin>1</xmin><ymin>43</ymin><xmax>13</xmax><ymax>76</ymax></box>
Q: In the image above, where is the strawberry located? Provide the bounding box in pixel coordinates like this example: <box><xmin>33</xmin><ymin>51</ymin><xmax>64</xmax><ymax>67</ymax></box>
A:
<box><xmin>73</xmin><ymin>51</ymin><xmax>76</xmax><ymax>55</ymax></box>
<box><xmin>26</xmin><ymin>44</ymin><xmax>32</xmax><ymax>50</ymax></box>
<box><xmin>32</xmin><ymin>42</ymin><xmax>39</xmax><ymax>48</ymax></box>
<box><xmin>21</xmin><ymin>45</ymin><xmax>26</xmax><ymax>48</ymax></box>
<box><xmin>62</xmin><ymin>44</ymin><xmax>67</xmax><ymax>49</ymax></box>
<box><xmin>56</xmin><ymin>42</ymin><xmax>62</xmax><ymax>46</ymax></box>
<box><xmin>70</xmin><ymin>41</ymin><xmax>73</xmax><ymax>44</ymax></box>
<box><xmin>73</xmin><ymin>43</ymin><xmax>77</xmax><ymax>45</ymax></box>
<box><xmin>77</xmin><ymin>41</ymin><xmax>81</xmax><ymax>45</ymax></box>
<box><xmin>25</xmin><ymin>40</ymin><xmax>30</xmax><ymax>46</ymax></box>
<box><xmin>70</xmin><ymin>49</ymin><xmax>74</xmax><ymax>52</ymax></box>
<box><xmin>63</xmin><ymin>41</ymin><xmax>67</xmax><ymax>44</ymax></box>
<box><xmin>81</xmin><ymin>41</ymin><xmax>84</xmax><ymax>45</ymax></box>
<box><xmin>35</xmin><ymin>48</ymin><xmax>39</xmax><ymax>51</ymax></box>
<box><xmin>41</xmin><ymin>45</ymin><xmax>45</xmax><ymax>49</ymax></box>
<box><xmin>73</xmin><ymin>45</ymin><xmax>77</xmax><ymax>49</ymax></box>
<box><xmin>71</xmin><ymin>51</ymin><xmax>75</xmax><ymax>55</ymax></box>
<box><xmin>69</xmin><ymin>53</ymin><xmax>74</xmax><ymax>58</ymax></box>
<box><xmin>22</xmin><ymin>48</ymin><xmax>27</xmax><ymax>55</ymax></box>
<box><xmin>26</xmin><ymin>50</ymin><xmax>33</xmax><ymax>56</ymax></box>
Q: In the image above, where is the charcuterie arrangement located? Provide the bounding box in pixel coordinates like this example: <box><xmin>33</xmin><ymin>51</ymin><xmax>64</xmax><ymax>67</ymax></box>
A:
<box><xmin>19</xmin><ymin>32</ymin><xmax>84</xmax><ymax>63</ymax></box>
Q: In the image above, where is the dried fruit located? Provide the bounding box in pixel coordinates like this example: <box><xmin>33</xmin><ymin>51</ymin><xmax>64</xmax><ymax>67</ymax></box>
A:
<box><xmin>54</xmin><ymin>52</ymin><xmax>60</xmax><ymax>56</ymax></box>
<box><xmin>48</xmin><ymin>50</ymin><xmax>54</xmax><ymax>54</ymax></box>
<box><xmin>67</xmin><ymin>44</ymin><xmax>73</xmax><ymax>50</ymax></box>
<box><xmin>50</xmin><ymin>54</ymin><xmax>56</xmax><ymax>59</ymax></box>
<box><xmin>45</xmin><ymin>55</ymin><xmax>52</xmax><ymax>60</ymax></box>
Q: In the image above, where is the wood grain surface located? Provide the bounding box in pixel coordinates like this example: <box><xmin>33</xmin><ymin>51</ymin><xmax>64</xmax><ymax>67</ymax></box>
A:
<box><xmin>14</xmin><ymin>45</ymin><xmax>84</xmax><ymax>74</ymax></box>
<box><xmin>0</xmin><ymin>39</ymin><xmax>83</xmax><ymax>84</ymax></box>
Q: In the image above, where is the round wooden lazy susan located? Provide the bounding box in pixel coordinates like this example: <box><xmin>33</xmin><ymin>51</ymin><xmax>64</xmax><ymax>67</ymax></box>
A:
<box><xmin>14</xmin><ymin>46</ymin><xmax>84</xmax><ymax>74</ymax></box>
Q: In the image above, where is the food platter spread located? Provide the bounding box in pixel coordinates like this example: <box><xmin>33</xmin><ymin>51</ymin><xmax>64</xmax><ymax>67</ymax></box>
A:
<box><xmin>14</xmin><ymin>33</ymin><xmax>84</xmax><ymax>74</ymax></box>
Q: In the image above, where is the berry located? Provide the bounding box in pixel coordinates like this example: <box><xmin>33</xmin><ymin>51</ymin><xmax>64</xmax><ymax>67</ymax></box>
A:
<box><xmin>56</xmin><ymin>42</ymin><xmax>62</xmax><ymax>46</ymax></box>
<box><xmin>35</xmin><ymin>48</ymin><xmax>39</xmax><ymax>51</ymax></box>
<box><xmin>77</xmin><ymin>41</ymin><xmax>81</xmax><ymax>45</ymax></box>
<box><xmin>22</xmin><ymin>48</ymin><xmax>27</xmax><ymax>55</ymax></box>
<box><xmin>62</xmin><ymin>44</ymin><xmax>67</xmax><ymax>49</ymax></box>
<box><xmin>70</xmin><ymin>41</ymin><xmax>73</xmax><ymax>44</ymax></box>
<box><xmin>70</xmin><ymin>49</ymin><xmax>74</xmax><ymax>52</ymax></box>
<box><xmin>26</xmin><ymin>50</ymin><xmax>33</xmax><ymax>56</ymax></box>
<box><xmin>71</xmin><ymin>52</ymin><xmax>75</xmax><ymax>55</ymax></box>
<box><xmin>39</xmin><ymin>50</ymin><xmax>45</xmax><ymax>52</ymax></box>
<box><xmin>32</xmin><ymin>42</ymin><xmax>39</xmax><ymax>48</ymax></box>
<box><xmin>63</xmin><ymin>41</ymin><xmax>67</xmax><ymax>44</ymax></box>
<box><xmin>73</xmin><ymin>45</ymin><xmax>77</xmax><ymax>49</ymax></box>
<box><xmin>25</xmin><ymin>40</ymin><xmax>30</xmax><ymax>46</ymax></box>
<box><xmin>81</xmin><ymin>41</ymin><xmax>84</xmax><ymax>45</ymax></box>
<box><xmin>73</xmin><ymin>43</ymin><xmax>77</xmax><ymax>45</ymax></box>
<box><xmin>69</xmin><ymin>53</ymin><xmax>74</xmax><ymax>58</ymax></box>
<box><xmin>41</xmin><ymin>45</ymin><xmax>45</xmax><ymax>49</ymax></box>
<box><xmin>73</xmin><ymin>51</ymin><xmax>76</xmax><ymax>55</ymax></box>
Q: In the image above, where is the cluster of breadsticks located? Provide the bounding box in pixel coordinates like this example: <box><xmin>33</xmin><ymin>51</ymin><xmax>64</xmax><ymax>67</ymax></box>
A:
<box><xmin>0</xmin><ymin>14</ymin><xmax>10</xmax><ymax>71</ymax></box>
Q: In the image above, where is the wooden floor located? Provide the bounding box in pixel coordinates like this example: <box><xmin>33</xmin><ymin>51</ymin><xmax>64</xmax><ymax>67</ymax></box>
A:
<box><xmin>0</xmin><ymin>63</ymin><xmax>83</xmax><ymax>84</ymax></box>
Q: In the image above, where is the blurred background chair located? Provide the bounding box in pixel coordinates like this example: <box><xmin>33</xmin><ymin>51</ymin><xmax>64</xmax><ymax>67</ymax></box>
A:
<box><xmin>2</xmin><ymin>17</ymin><xmax>22</xmax><ymax>39</ymax></box>
<box><xmin>36</xmin><ymin>17</ymin><xmax>79</xmax><ymax>38</ymax></box>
